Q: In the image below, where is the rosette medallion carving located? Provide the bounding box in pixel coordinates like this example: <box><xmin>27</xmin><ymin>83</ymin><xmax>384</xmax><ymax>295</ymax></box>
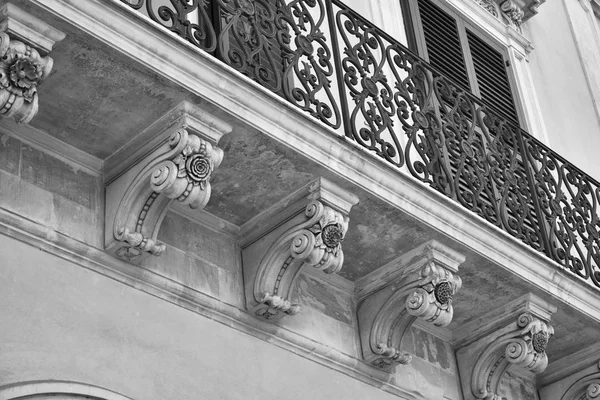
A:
<box><xmin>0</xmin><ymin>4</ymin><xmax>65</xmax><ymax>124</ymax></box>
<box><xmin>356</xmin><ymin>241</ymin><xmax>465</xmax><ymax>371</ymax></box>
<box><xmin>104</xmin><ymin>107</ymin><xmax>231</xmax><ymax>261</ymax></box>
<box><xmin>241</xmin><ymin>178</ymin><xmax>358</xmax><ymax>320</ymax></box>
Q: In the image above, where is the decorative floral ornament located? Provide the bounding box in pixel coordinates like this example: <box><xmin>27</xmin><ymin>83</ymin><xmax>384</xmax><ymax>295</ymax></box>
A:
<box><xmin>8</xmin><ymin>57</ymin><xmax>43</xmax><ymax>99</ymax></box>
<box><xmin>150</xmin><ymin>129</ymin><xmax>223</xmax><ymax>209</ymax></box>
<box><xmin>0</xmin><ymin>33</ymin><xmax>53</xmax><ymax>123</ymax></box>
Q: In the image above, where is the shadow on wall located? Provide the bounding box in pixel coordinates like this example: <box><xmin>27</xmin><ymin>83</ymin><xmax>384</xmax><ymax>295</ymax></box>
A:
<box><xmin>0</xmin><ymin>381</ymin><xmax>134</xmax><ymax>400</ymax></box>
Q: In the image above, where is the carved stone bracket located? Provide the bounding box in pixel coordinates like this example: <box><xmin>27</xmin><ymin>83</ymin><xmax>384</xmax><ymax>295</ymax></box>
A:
<box><xmin>0</xmin><ymin>4</ymin><xmax>65</xmax><ymax>123</ymax></box>
<box><xmin>455</xmin><ymin>294</ymin><xmax>557</xmax><ymax>400</ymax></box>
<box><xmin>500</xmin><ymin>0</ymin><xmax>525</xmax><ymax>27</ymax></box>
<box><xmin>500</xmin><ymin>0</ymin><xmax>545</xmax><ymax>24</ymax></box>
<box><xmin>104</xmin><ymin>105</ymin><xmax>231</xmax><ymax>261</ymax></box>
<box><xmin>553</xmin><ymin>357</ymin><xmax>600</xmax><ymax>400</ymax></box>
<box><xmin>240</xmin><ymin>177</ymin><xmax>358</xmax><ymax>320</ymax></box>
<box><xmin>558</xmin><ymin>375</ymin><xmax>600</xmax><ymax>400</ymax></box>
<box><xmin>356</xmin><ymin>240</ymin><xmax>465</xmax><ymax>371</ymax></box>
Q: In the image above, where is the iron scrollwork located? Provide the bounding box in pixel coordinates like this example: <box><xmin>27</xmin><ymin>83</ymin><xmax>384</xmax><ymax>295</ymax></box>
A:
<box><xmin>276</xmin><ymin>0</ymin><xmax>341</xmax><ymax>128</ymax></box>
<box><xmin>121</xmin><ymin>0</ymin><xmax>217</xmax><ymax>52</ymax></box>
<box><xmin>336</xmin><ymin>8</ymin><xmax>407</xmax><ymax>167</ymax></box>
<box><xmin>525</xmin><ymin>138</ymin><xmax>600</xmax><ymax>287</ymax></box>
<box><xmin>121</xmin><ymin>0</ymin><xmax>600</xmax><ymax>289</ymax></box>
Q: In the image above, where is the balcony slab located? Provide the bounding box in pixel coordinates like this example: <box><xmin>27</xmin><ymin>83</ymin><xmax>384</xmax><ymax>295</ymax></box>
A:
<box><xmin>9</xmin><ymin>0</ymin><xmax>600</xmax><ymax>375</ymax></box>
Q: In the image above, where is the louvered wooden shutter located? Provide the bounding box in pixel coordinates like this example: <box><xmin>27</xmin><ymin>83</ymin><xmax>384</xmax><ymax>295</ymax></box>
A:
<box><xmin>417</xmin><ymin>0</ymin><xmax>470</xmax><ymax>92</ymax></box>
<box><xmin>466</xmin><ymin>30</ymin><xmax>520</xmax><ymax>125</ymax></box>
<box><xmin>417</xmin><ymin>0</ymin><xmax>520</xmax><ymax>126</ymax></box>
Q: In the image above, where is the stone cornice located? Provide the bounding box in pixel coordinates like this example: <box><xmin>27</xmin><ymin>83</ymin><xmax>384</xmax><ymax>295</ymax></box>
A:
<box><xmin>0</xmin><ymin>205</ymin><xmax>423</xmax><ymax>400</ymax></box>
<box><xmin>30</xmin><ymin>0</ymin><xmax>600</xmax><ymax>327</ymax></box>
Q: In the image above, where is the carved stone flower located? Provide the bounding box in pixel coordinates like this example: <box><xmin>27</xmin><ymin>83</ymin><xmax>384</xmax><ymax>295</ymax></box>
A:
<box><xmin>532</xmin><ymin>331</ymin><xmax>549</xmax><ymax>353</ymax></box>
<box><xmin>9</xmin><ymin>57</ymin><xmax>42</xmax><ymax>101</ymax></box>
<box><xmin>322</xmin><ymin>223</ymin><xmax>344</xmax><ymax>249</ymax></box>
<box><xmin>434</xmin><ymin>281</ymin><xmax>453</xmax><ymax>305</ymax></box>
<box><xmin>310</xmin><ymin>221</ymin><xmax>345</xmax><ymax>255</ymax></box>
<box><xmin>185</xmin><ymin>149</ymin><xmax>212</xmax><ymax>187</ymax></box>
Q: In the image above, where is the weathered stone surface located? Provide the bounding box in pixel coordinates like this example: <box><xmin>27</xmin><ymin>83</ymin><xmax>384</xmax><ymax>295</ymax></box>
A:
<box><xmin>20</xmin><ymin>143</ymin><xmax>98</xmax><ymax>209</ymax></box>
<box><xmin>410</xmin><ymin>327</ymin><xmax>455</xmax><ymax>373</ymax></box>
<box><xmin>294</xmin><ymin>273</ymin><xmax>353</xmax><ymax>325</ymax></box>
<box><xmin>158</xmin><ymin>212</ymin><xmax>239</xmax><ymax>275</ymax></box>
<box><xmin>498</xmin><ymin>371</ymin><xmax>539</xmax><ymax>400</ymax></box>
<box><xmin>0</xmin><ymin>134</ymin><xmax>20</xmax><ymax>175</ymax></box>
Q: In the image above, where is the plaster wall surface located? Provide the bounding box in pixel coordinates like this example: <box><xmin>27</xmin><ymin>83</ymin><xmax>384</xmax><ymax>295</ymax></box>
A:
<box><xmin>525</xmin><ymin>0</ymin><xmax>600</xmax><ymax>179</ymax></box>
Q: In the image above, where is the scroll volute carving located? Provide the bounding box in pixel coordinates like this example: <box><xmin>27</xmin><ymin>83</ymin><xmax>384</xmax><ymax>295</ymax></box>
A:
<box><xmin>559</xmin><ymin>370</ymin><xmax>600</xmax><ymax>400</ymax></box>
<box><xmin>455</xmin><ymin>294</ymin><xmax>557</xmax><ymax>400</ymax></box>
<box><xmin>104</xmin><ymin>110</ymin><xmax>231</xmax><ymax>261</ymax></box>
<box><xmin>240</xmin><ymin>177</ymin><xmax>358</xmax><ymax>320</ymax></box>
<box><xmin>471</xmin><ymin>312</ymin><xmax>554</xmax><ymax>399</ymax></box>
<box><xmin>357</xmin><ymin>241</ymin><xmax>465</xmax><ymax>371</ymax></box>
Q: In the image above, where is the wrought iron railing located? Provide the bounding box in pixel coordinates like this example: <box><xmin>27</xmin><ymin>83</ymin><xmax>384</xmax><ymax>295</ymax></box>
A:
<box><xmin>121</xmin><ymin>0</ymin><xmax>600</xmax><ymax>289</ymax></box>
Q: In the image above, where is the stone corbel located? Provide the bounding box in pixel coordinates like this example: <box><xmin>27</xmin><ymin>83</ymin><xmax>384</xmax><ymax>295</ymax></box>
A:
<box><xmin>557</xmin><ymin>361</ymin><xmax>600</xmax><ymax>400</ymax></box>
<box><xmin>500</xmin><ymin>0</ymin><xmax>545</xmax><ymax>25</ymax></box>
<box><xmin>0</xmin><ymin>4</ymin><xmax>65</xmax><ymax>123</ymax></box>
<box><xmin>455</xmin><ymin>293</ymin><xmax>557</xmax><ymax>400</ymax></box>
<box><xmin>240</xmin><ymin>177</ymin><xmax>358</xmax><ymax>320</ymax></box>
<box><xmin>104</xmin><ymin>108</ymin><xmax>231</xmax><ymax>261</ymax></box>
<box><xmin>501</xmin><ymin>0</ymin><xmax>525</xmax><ymax>27</ymax></box>
<box><xmin>356</xmin><ymin>241</ymin><xmax>464</xmax><ymax>371</ymax></box>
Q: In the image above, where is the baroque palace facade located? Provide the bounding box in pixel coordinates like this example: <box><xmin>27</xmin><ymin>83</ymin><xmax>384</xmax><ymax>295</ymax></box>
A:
<box><xmin>1</xmin><ymin>0</ymin><xmax>600</xmax><ymax>399</ymax></box>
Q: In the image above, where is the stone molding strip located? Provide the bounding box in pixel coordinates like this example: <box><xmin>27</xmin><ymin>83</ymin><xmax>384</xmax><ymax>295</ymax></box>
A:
<box><xmin>0</xmin><ymin>381</ymin><xmax>134</xmax><ymax>400</ymax></box>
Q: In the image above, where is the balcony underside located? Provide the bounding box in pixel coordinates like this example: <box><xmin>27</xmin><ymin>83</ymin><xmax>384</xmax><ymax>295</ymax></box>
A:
<box><xmin>11</xmin><ymin>0</ymin><xmax>600</xmax><ymax>376</ymax></box>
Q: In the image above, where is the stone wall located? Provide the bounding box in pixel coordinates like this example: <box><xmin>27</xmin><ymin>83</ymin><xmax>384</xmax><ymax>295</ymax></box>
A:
<box><xmin>0</xmin><ymin>135</ymin><xmax>102</xmax><ymax>246</ymax></box>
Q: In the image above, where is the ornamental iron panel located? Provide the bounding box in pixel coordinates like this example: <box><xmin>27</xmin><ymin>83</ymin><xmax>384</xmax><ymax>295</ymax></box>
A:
<box><xmin>120</xmin><ymin>0</ymin><xmax>600</xmax><ymax>289</ymax></box>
